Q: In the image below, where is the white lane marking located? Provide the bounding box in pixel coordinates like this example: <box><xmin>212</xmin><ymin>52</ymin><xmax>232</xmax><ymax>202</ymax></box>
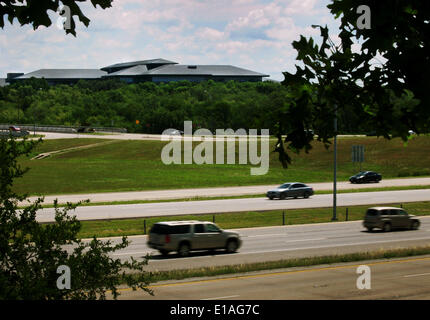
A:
<box><xmin>285</xmin><ymin>238</ymin><xmax>326</xmax><ymax>243</ymax></box>
<box><xmin>112</xmin><ymin>235</ymin><xmax>430</xmax><ymax>258</ymax></box>
<box><xmin>403</xmin><ymin>273</ymin><xmax>430</xmax><ymax>278</ymax></box>
<box><xmin>245</xmin><ymin>233</ymin><xmax>287</xmax><ymax>238</ymax></box>
<box><xmin>242</xmin><ymin>236</ymin><xmax>430</xmax><ymax>255</ymax></box>
<box><xmin>201</xmin><ymin>295</ymin><xmax>240</xmax><ymax>300</ymax></box>
<box><xmin>113</xmin><ymin>238</ymin><xmax>324</xmax><ymax>257</ymax></box>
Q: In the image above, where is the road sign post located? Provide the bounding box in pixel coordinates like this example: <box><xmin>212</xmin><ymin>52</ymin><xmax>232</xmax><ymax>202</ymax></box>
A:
<box><xmin>332</xmin><ymin>106</ymin><xmax>338</xmax><ymax>221</ymax></box>
<box><xmin>352</xmin><ymin>145</ymin><xmax>365</xmax><ymax>171</ymax></box>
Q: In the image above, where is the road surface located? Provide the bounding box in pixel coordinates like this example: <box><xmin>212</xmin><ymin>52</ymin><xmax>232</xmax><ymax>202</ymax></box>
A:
<box><xmin>36</xmin><ymin>189</ymin><xmax>430</xmax><ymax>222</ymax></box>
<box><xmin>35</xmin><ymin>131</ymin><xmax>269</xmax><ymax>141</ymax></box>
<box><xmin>117</xmin><ymin>255</ymin><xmax>430</xmax><ymax>300</ymax></box>
<box><xmin>105</xmin><ymin>216</ymin><xmax>430</xmax><ymax>272</ymax></box>
<box><xmin>26</xmin><ymin>177</ymin><xmax>430</xmax><ymax>205</ymax></box>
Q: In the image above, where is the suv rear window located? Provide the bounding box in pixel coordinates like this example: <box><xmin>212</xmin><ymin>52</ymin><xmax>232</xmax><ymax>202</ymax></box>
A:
<box><xmin>150</xmin><ymin>224</ymin><xmax>190</xmax><ymax>234</ymax></box>
<box><xmin>366</xmin><ymin>209</ymin><xmax>380</xmax><ymax>216</ymax></box>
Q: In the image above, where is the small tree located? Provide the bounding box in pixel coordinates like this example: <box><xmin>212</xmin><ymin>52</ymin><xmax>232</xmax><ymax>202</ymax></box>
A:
<box><xmin>0</xmin><ymin>136</ymin><xmax>153</xmax><ymax>299</ymax></box>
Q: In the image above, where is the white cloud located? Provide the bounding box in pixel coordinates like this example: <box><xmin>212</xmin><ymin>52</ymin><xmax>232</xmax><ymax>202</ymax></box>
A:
<box><xmin>196</xmin><ymin>27</ymin><xmax>226</xmax><ymax>41</ymax></box>
<box><xmin>283</xmin><ymin>0</ymin><xmax>320</xmax><ymax>15</ymax></box>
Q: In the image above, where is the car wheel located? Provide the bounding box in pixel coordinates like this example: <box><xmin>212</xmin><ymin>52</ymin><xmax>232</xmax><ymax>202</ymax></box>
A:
<box><xmin>178</xmin><ymin>243</ymin><xmax>190</xmax><ymax>257</ymax></box>
<box><xmin>383</xmin><ymin>223</ymin><xmax>392</xmax><ymax>232</ymax></box>
<box><xmin>159</xmin><ymin>249</ymin><xmax>170</xmax><ymax>256</ymax></box>
<box><xmin>268</xmin><ymin>196</ymin><xmax>274</xmax><ymax>200</ymax></box>
<box><xmin>226</xmin><ymin>239</ymin><xmax>238</xmax><ymax>253</ymax></box>
<box><xmin>366</xmin><ymin>227</ymin><xmax>373</xmax><ymax>232</ymax></box>
<box><xmin>410</xmin><ymin>220</ymin><xmax>420</xmax><ymax>230</ymax></box>
<box><xmin>304</xmin><ymin>192</ymin><xmax>310</xmax><ymax>199</ymax></box>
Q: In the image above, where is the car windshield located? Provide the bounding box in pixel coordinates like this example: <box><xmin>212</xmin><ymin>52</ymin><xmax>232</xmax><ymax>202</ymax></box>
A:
<box><xmin>206</xmin><ymin>224</ymin><xmax>221</xmax><ymax>232</ymax></box>
<box><xmin>278</xmin><ymin>183</ymin><xmax>291</xmax><ymax>189</ymax></box>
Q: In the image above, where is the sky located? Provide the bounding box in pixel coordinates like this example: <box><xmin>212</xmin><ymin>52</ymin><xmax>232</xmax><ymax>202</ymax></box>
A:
<box><xmin>0</xmin><ymin>0</ymin><xmax>341</xmax><ymax>81</ymax></box>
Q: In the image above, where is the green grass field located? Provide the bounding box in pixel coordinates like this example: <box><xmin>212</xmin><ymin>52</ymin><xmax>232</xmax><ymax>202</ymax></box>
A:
<box><xmin>14</xmin><ymin>135</ymin><xmax>430</xmax><ymax>196</ymax></box>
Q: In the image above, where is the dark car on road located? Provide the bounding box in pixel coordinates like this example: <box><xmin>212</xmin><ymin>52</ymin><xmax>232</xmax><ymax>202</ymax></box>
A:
<box><xmin>363</xmin><ymin>207</ymin><xmax>420</xmax><ymax>232</ymax></box>
<box><xmin>9</xmin><ymin>126</ymin><xmax>21</xmax><ymax>132</ymax></box>
<box><xmin>266</xmin><ymin>182</ymin><xmax>314</xmax><ymax>200</ymax></box>
<box><xmin>349</xmin><ymin>171</ymin><xmax>382</xmax><ymax>184</ymax></box>
<box><xmin>3</xmin><ymin>126</ymin><xmax>29</xmax><ymax>137</ymax></box>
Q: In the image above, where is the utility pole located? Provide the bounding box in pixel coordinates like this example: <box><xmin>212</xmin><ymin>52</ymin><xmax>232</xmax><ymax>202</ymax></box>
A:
<box><xmin>332</xmin><ymin>104</ymin><xmax>338</xmax><ymax>221</ymax></box>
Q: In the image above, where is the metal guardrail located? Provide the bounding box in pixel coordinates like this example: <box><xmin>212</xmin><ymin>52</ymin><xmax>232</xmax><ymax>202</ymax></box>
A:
<box><xmin>0</xmin><ymin>129</ymin><xmax>30</xmax><ymax>138</ymax></box>
<box><xmin>0</xmin><ymin>124</ymin><xmax>127</xmax><ymax>134</ymax></box>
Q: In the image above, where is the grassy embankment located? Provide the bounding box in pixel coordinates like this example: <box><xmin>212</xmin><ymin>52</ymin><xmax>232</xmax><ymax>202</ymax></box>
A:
<box><xmin>15</xmin><ymin>135</ymin><xmax>430</xmax><ymax>196</ymax></box>
<box><xmin>146</xmin><ymin>247</ymin><xmax>430</xmax><ymax>283</ymax></box>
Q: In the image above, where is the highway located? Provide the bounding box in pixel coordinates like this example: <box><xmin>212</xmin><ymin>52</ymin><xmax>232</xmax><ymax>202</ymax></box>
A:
<box><xmin>117</xmin><ymin>255</ymin><xmax>430</xmax><ymax>300</ymax></box>
<box><xmin>111</xmin><ymin>218</ymin><xmax>430</xmax><ymax>300</ymax></box>
<box><xmin>35</xmin><ymin>131</ymin><xmax>270</xmax><ymax>141</ymax></box>
<box><xmin>106</xmin><ymin>216</ymin><xmax>430</xmax><ymax>272</ymax></box>
<box><xmin>36</xmin><ymin>188</ymin><xmax>430</xmax><ymax>222</ymax></box>
<box><xmin>36</xmin><ymin>131</ymin><xmax>368</xmax><ymax>141</ymax></box>
<box><xmin>26</xmin><ymin>177</ymin><xmax>430</xmax><ymax>205</ymax></box>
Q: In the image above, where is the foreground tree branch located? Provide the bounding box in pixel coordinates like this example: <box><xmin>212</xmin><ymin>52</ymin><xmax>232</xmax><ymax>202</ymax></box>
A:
<box><xmin>0</xmin><ymin>136</ymin><xmax>153</xmax><ymax>299</ymax></box>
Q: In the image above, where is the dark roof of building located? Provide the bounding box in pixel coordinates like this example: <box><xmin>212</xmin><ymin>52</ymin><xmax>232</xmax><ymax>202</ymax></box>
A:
<box><xmin>15</xmin><ymin>69</ymin><xmax>106</xmax><ymax>79</ymax></box>
<box><xmin>146</xmin><ymin>65</ymin><xmax>269</xmax><ymax>77</ymax></box>
<box><xmin>104</xmin><ymin>65</ymin><xmax>149</xmax><ymax>77</ymax></box>
<box><xmin>101</xmin><ymin>58</ymin><xmax>178</xmax><ymax>71</ymax></box>
<box><xmin>104</xmin><ymin>64</ymin><xmax>269</xmax><ymax>78</ymax></box>
<box><xmin>16</xmin><ymin>69</ymin><xmax>107</xmax><ymax>79</ymax></box>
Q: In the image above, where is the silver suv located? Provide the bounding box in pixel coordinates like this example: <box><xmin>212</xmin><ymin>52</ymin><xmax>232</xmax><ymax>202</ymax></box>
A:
<box><xmin>363</xmin><ymin>207</ymin><xmax>420</xmax><ymax>232</ymax></box>
<box><xmin>147</xmin><ymin>221</ymin><xmax>242</xmax><ymax>256</ymax></box>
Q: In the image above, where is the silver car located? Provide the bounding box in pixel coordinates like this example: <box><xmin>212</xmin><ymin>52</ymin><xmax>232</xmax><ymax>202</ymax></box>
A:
<box><xmin>147</xmin><ymin>221</ymin><xmax>242</xmax><ymax>256</ymax></box>
<box><xmin>266</xmin><ymin>182</ymin><xmax>314</xmax><ymax>200</ymax></box>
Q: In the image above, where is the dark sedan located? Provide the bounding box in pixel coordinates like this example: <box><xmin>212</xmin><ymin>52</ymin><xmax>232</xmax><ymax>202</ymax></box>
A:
<box><xmin>349</xmin><ymin>171</ymin><xmax>382</xmax><ymax>184</ymax></box>
<box><xmin>266</xmin><ymin>182</ymin><xmax>314</xmax><ymax>200</ymax></box>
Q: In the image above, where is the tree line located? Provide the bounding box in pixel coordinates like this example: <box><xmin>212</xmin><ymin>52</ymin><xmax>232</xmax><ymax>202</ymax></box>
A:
<box><xmin>0</xmin><ymin>78</ymin><xmax>375</xmax><ymax>135</ymax></box>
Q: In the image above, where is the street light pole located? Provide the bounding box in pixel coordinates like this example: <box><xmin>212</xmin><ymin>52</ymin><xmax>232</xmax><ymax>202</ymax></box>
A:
<box><xmin>332</xmin><ymin>104</ymin><xmax>338</xmax><ymax>221</ymax></box>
